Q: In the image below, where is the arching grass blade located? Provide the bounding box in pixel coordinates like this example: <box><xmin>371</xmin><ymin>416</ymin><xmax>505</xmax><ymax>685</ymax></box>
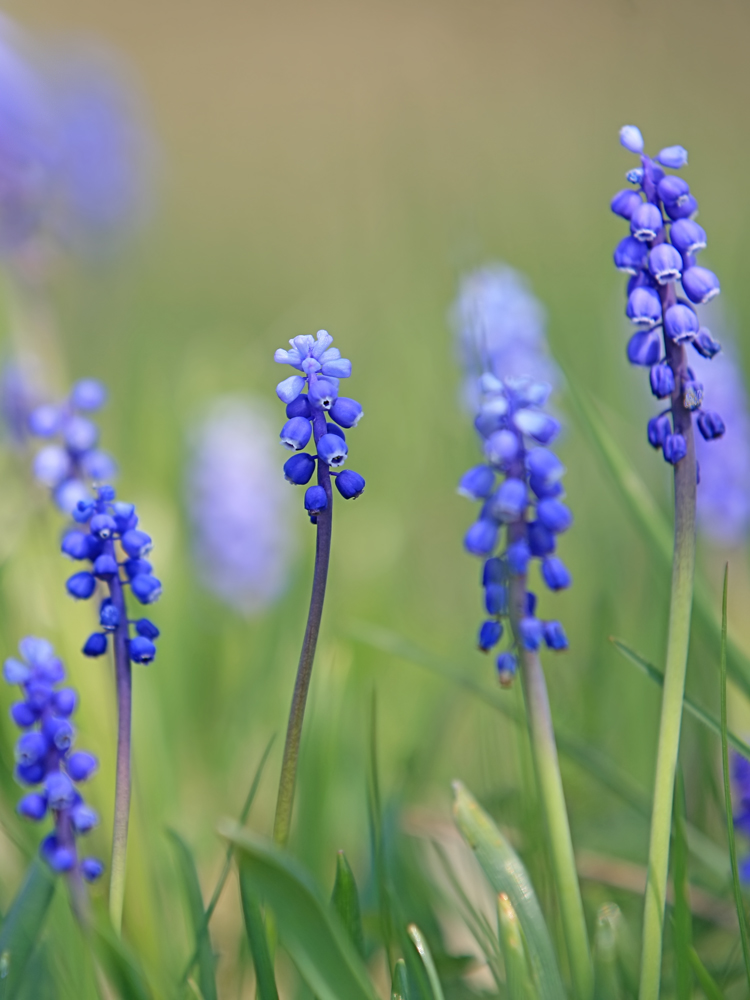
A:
<box><xmin>167</xmin><ymin>829</ymin><xmax>217</xmax><ymax>1000</ymax></box>
<box><xmin>407</xmin><ymin>924</ymin><xmax>445</xmax><ymax>1000</ymax></box>
<box><xmin>497</xmin><ymin>893</ymin><xmax>538</xmax><ymax>1000</ymax></box>
<box><xmin>331</xmin><ymin>850</ymin><xmax>365</xmax><ymax>959</ymax></box>
<box><xmin>0</xmin><ymin>859</ymin><xmax>55</xmax><ymax>1000</ymax></box>
<box><xmin>238</xmin><ymin>871</ymin><xmax>279</xmax><ymax>1000</ymax></box>
<box><xmin>593</xmin><ymin>904</ymin><xmax>621</xmax><ymax>1000</ymax></box>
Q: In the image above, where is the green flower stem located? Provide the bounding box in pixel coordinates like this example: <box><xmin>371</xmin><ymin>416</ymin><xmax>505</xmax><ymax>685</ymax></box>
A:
<box><xmin>638</xmin><ymin>337</ymin><xmax>697</xmax><ymax>1000</ymax></box>
<box><xmin>273</xmin><ymin>407</ymin><xmax>332</xmax><ymax>848</ymax></box>
<box><xmin>508</xmin><ymin>561</ymin><xmax>593</xmax><ymax>1000</ymax></box>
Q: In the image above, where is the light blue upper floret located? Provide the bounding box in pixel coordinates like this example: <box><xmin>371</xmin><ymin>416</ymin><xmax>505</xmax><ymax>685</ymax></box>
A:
<box><xmin>274</xmin><ymin>329</ymin><xmax>365</xmax><ymax>516</ymax></box>
<box><xmin>4</xmin><ymin>637</ymin><xmax>103</xmax><ymax>880</ymax></box>
<box><xmin>612</xmin><ymin>126</ymin><xmax>725</xmax><ymax>467</ymax></box>
<box><xmin>459</xmin><ymin>372</ymin><xmax>572</xmax><ymax>677</ymax></box>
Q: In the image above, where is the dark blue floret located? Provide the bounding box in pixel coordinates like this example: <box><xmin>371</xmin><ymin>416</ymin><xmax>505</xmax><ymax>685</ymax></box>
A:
<box><xmin>478</xmin><ymin>620</ymin><xmax>503</xmax><ymax>651</ymax></box>
<box><xmin>135</xmin><ymin>619</ymin><xmax>160</xmax><ymax>639</ymax></box>
<box><xmin>4</xmin><ymin>637</ymin><xmax>103</xmax><ymax>880</ymax></box>
<box><xmin>304</xmin><ymin>485</ymin><xmax>328</xmax><ymax>515</ymax></box>
<box><xmin>284</xmin><ymin>453</ymin><xmax>316</xmax><ymax>484</ymax></box>
<box><xmin>66</xmin><ymin>571</ymin><xmax>96</xmax><ymax>600</ymax></box>
<box><xmin>650</xmin><ymin>363</ymin><xmax>675</xmax><ymax>399</ymax></box>
<box><xmin>543</xmin><ymin>621</ymin><xmax>569</xmax><ymax>651</ymax></box>
<box><xmin>83</xmin><ymin>632</ymin><xmax>108</xmax><ymax>657</ymax></box>
<box><xmin>131</xmin><ymin>575</ymin><xmax>162</xmax><ymax>604</ymax></box>
<box><xmin>335</xmin><ymin>470</ymin><xmax>365</xmax><ymax>499</ymax></box>
<box><xmin>542</xmin><ymin>557</ymin><xmax>572</xmax><ymax>591</ymax></box>
<box><xmin>664</xmin><ymin>433</ymin><xmax>687</xmax><ymax>465</ymax></box>
<box><xmin>129</xmin><ymin>636</ymin><xmax>156</xmax><ymax>664</ymax></box>
<box><xmin>697</xmin><ymin>411</ymin><xmax>725</xmax><ymax>441</ymax></box>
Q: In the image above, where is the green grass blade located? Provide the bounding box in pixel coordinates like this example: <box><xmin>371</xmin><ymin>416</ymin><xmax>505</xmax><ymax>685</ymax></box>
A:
<box><xmin>167</xmin><ymin>829</ymin><xmax>217</xmax><ymax>1000</ymax></box>
<box><xmin>451</xmin><ymin>782</ymin><xmax>565</xmax><ymax>1000</ymax></box>
<box><xmin>563</xmin><ymin>379</ymin><xmax>750</xmax><ymax>698</ymax></box>
<box><xmin>220</xmin><ymin>823</ymin><xmax>379</xmax><ymax>1000</ymax></box>
<box><xmin>93</xmin><ymin>925</ymin><xmax>154</xmax><ymax>1000</ymax></box>
<box><xmin>688</xmin><ymin>948</ymin><xmax>726</xmax><ymax>1000</ymax></box>
<box><xmin>593</xmin><ymin>904</ymin><xmax>621</xmax><ymax>1000</ymax></box>
<box><xmin>407</xmin><ymin>924</ymin><xmax>445</xmax><ymax>1000</ymax></box>
<box><xmin>497</xmin><ymin>893</ymin><xmax>538</xmax><ymax>1000</ymax></box>
<box><xmin>179</xmin><ymin>735</ymin><xmax>275</xmax><ymax>986</ymax></box>
<box><xmin>367</xmin><ymin>693</ymin><xmax>396</xmax><ymax>969</ymax></box>
<box><xmin>331</xmin><ymin>850</ymin><xmax>365</xmax><ymax>959</ymax></box>
<box><xmin>718</xmin><ymin>566</ymin><xmax>750</xmax><ymax>988</ymax></box>
<box><xmin>672</xmin><ymin>774</ymin><xmax>692</xmax><ymax>1000</ymax></box>
<box><xmin>610</xmin><ymin>636</ymin><xmax>750</xmax><ymax>760</ymax></box>
<box><xmin>391</xmin><ymin>957</ymin><xmax>411</xmax><ymax>1000</ymax></box>
<box><xmin>238</xmin><ymin>871</ymin><xmax>279</xmax><ymax>1000</ymax></box>
<box><xmin>0</xmin><ymin>859</ymin><xmax>55</xmax><ymax>1000</ymax></box>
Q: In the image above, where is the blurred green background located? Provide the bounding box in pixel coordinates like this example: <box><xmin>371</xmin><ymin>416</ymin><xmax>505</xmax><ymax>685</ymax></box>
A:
<box><xmin>1</xmin><ymin>0</ymin><xmax>750</xmax><ymax>995</ymax></box>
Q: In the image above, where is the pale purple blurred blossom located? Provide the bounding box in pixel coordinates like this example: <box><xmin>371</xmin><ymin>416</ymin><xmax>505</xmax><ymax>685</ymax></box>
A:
<box><xmin>451</xmin><ymin>264</ymin><xmax>558</xmax><ymax>410</ymax></box>
<box><xmin>187</xmin><ymin>397</ymin><xmax>295</xmax><ymax>615</ymax></box>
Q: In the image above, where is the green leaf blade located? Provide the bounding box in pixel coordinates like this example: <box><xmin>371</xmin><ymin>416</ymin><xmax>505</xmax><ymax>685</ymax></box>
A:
<box><xmin>238</xmin><ymin>871</ymin><xmax>279</xmax><ymax>1000</ymax></box>
<box><xmin>167</xmin><ymin>829</ymin><xmax>217</xmax><ymax>1000</ymax></box>
<box><xmin>221</xmin><ymin>824</ymin><xmax>379</xmax><ymax>1000</ymax></box>
<box><xmin>0</xmin><ymin>859</ymin><xmax>55</xmax><ymax>1000</ymax></box>
<box><xmin>451</xmin><ymin>782</ymin><xmax>565</xmax><ymax>1000</ymax></box>
<box><xmin>331</xmin><ymin>850</ymin><xmax>365</xmax><ymax>959</ymax></box>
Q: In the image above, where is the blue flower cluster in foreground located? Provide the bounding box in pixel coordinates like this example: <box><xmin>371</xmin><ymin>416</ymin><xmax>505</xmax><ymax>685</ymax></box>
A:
<box><xmin>460</xmin><ymin>373</ymin><xmax>571</xmax><ymax>685</ymax></box>
<box><xmin>613</xmin><ymin>126</ymin><xmax>725</xmax><ymax>463</ymax></box>
<box><xmin>275</xmin><ymin>330</ymin><xmax>365</xmax><ymax>517</ymax></box>
<box><xmin>28</xmin><ymin>378</ymin><xmax>116</xmax><ymax>514</ymax></box>
<box><xmin>63</xmin><ymin>484</ymin><xmax>162</xmax><ymax>664</ymax></box>
<box><xmin>4</xmin><ymin>637</ymin><xmax>103</xmax><ymax>879</ymax></box>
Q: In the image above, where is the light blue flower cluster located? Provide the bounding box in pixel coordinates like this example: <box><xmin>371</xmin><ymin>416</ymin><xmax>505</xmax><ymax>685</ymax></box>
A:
<box><xmin>63</xmin><ymin>484</ymin><xmax>162</xmax><ymax>665</ymax></box>
<box><xmin>452</xmin><ymin>264</ymin><xmax>558</xmax><ymax>411</ymax></box>
<box><xmin>4</xmin><ymin>637</ymin><xmax>103</xmax><ymax>880</ymax></box>
<box><xmin>0</xmin><ymin>20</ymin><xmax>151</xmax><ymax>255</ymax></box>
<box><xmin>187</xmin><ymin>397</ymin><xmax>294</xmax><ymax>614</ymax></box>
<box><xmin>732</xmin><ymin>751</ymin><xmax>750</xmax><ymax>882</ymax></box>
<box><xmin>460</xmin><ymin>373</ymin><xmax>571</xmax><ymax>685</ymax></box>
<box><xmin>27</xmin><ymin>378</ymin><xmax>116</xmax><ymax>514</ymax></box>
<box><xmin>612</xmin><ymin>126</ymin><xmax>725</xmax><ymax>463</ymax></box>
<box><xmin>275</xmin><ymin>330</ymin><xmax>365</xmax><ymax>517</ymax></box>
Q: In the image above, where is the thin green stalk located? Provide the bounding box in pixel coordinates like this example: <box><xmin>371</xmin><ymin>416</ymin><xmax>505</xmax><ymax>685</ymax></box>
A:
<box><xmin>273</xmin><ymin>406</ymin><xmax>332</xmax><ymax>847</ymax></box>
<box><xmin>638</xmin><ymin>334</ymin><xmax>697</xmax><ymax>1000</ymax></box>
<box><xmin>508</xmin><ymin>571</ymin><xmax>593</xmax><ymax>1000</ymax></box>
<box><xmin>719</xmin><ymin>565</ymin><xmax>750</xmax><ymax>988</ymax></box>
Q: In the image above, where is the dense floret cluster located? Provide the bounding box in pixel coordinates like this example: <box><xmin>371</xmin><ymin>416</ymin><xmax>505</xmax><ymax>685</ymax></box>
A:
<box><xmin>4</xmin><ymin>637</ymin><xmax>103</xmax><ymax>879</ymax></box>
<box><xmin>62</xmin><ymin>484</ymin><xmax>161</xmax><ymax>664</ymax></box>
<box><xmin>274</xmin><ymin>329</ymin><xmax>365</xmax><ymax>519</ymax></box>
<box><xmin>612</xmin><ymin>126</ymin><xmax>725</xmax><ymax>464</ymax></box>
<box><xmin>28</xmin><ymin>378</ymin><xmax>116</xmax><ymax>514</ymax></box>
<box><xmin>460</xmin><ymin>373</ymin><xmax>571</xmax><ymax>685</ymax></box>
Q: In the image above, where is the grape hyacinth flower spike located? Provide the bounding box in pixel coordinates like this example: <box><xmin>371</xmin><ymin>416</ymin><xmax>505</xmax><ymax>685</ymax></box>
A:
<box><xmin>613</xmin><ymin>126</ymin><xmax>720</xmax><ymax>1000</ymax></box>
<box><xmin>62</xmin><ymin>482</ymin><xmax>162</xmax><ymax>930</ymax></box>
<box><xmin>27</xmin><ymin>377</ymin><xmax>116</xmax><ymax>513</ymax></box>
<box><xmin>5</xmin><ymin>637</ymin><xmax>103</xmax><ymax>917</ymax></box>
<box><xmin>459</xmin><ymin>370</ymin><xmax>592</xmax><ymax>998</ymax></box>
<box><xmin>273</xmin><ymin>329</ymin><xmax>365</xmax><ymax>846</ymax></box>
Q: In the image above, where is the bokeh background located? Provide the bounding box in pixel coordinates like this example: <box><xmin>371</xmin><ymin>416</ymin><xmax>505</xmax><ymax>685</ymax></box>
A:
<box><xmin>1</xmin><ymin>0</ymin><xmax>750</xmax><ymax>995</ymax></box>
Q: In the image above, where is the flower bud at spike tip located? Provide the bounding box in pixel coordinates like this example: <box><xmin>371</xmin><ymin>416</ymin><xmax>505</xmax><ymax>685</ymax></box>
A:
<box><xmin>656</xmin><ymin>145</ymin><xmax>688</xmax><ymax>169</ymax></box>
<box><xmin>619</xmin><ymin>125</ymin><xmax>644</xmax><ymax>154</ymax></box>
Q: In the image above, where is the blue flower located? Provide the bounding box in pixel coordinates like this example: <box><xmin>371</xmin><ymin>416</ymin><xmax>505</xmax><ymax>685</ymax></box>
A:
<box><xmin>612</xmin><ymin>126</ymin><xmax>725</xmax><ymax>466</ymax></box>
<box><xmin>457</xmin><ymin>311</ymin><xmax>572</xmax><ymax>683</ymax></box>
<box><xmin>27</xmin><ymin>378</ymin><xmax>115</xmax><ymax>513</ymax></box>
<box><xmin>62</xmin><ymin>483</ymin><xmax>162</xmax><ymax>664</ymax></box>
<box><xmin>186</xmin><ymin>397</ymin><xmax>295</xmax><ymax>615</ymax></box>
<box><xmin>274</xmin><ymin>330</ymin><xmax>365</xmax><ymax>516</ymax></box>
<box><xmin>4</xmin><ymin>637</ymin><xmax>103</xmax><ymax>880</ymax></box>
<box><xmin>451</xmin><ymin>265</ymin><xmax>558</xmax><ymax>412</ymax></box>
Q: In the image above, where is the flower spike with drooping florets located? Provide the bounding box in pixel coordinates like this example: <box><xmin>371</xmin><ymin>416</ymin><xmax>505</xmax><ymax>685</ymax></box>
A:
<box><xmin>28</xmin><ymin>377</ymin><xmax>116</xmax><ymax>514</ymax></box>
<box><xmin>613</xmin><ymin>126</ymin><xmax>725</xmax><ymax>464</ymax></box>
<box><xmin>62</xmin><ymin>483</ymin><xmax>162</xmax><ymax>665</ymax></box>
<box><xmin>459</xmin><ymin>372</ymin><xmax>571</xmax><ymax>686</ymax></box>
<box><xmin>275</xmin><ymin>329</ymin><xmax>365</xmax><ymax>517</ymax></box>
<box><xmin>4</xmin><ymin>636</ymin><xmax>103</xmax><ymax>881</ymax></box>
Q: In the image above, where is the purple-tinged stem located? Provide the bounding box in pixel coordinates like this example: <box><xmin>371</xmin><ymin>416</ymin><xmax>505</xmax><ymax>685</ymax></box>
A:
<box><xmin>107</xmin><ymin>562</ymin><xmax>132</xmax><ymax>933</ymax></box>
<box><xmin>638</xmin><ymin>274</ymin><xmax>697</xmax><ymax>1000</ymax></box>
<box><xmin>273</xmin><ymin>405</ymin><xmax>332</xmax><ymax>847</ymax></box>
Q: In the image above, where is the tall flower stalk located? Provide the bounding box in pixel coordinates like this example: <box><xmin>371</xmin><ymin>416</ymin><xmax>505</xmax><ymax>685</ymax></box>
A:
<box><xmin>612</xmin><ymin>126</ymin><xmax>724</xmax><ymax>1000</ymax></box>
<box><xmin>458</xmin><ymin>363</ymin><xmax>592</xmax><ymax>998</ymax></box>
<box><xmin>271</xmin><ymin>329</ymin><xmax>365</xmax><ymax>847</ymax></box>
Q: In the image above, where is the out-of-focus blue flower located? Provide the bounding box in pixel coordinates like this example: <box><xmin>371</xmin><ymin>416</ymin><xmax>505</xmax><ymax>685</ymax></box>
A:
<box><xmin>691</xmin><ymin>340</ymin><xmax>750</xmax><ymax>546</ymax></box>
<box><xmin>4</xmin><ymin>636</ymin><xmax>103</xmax><ymax>879</ymax></box>
<box><xmin>0</xmin><ymin>357</ymin><xmax>40</xmax><ymax>446</ymax></box>
<box><xmin>0</xmin><ymin>18</ymin><xmax>54</xmax><ymax>251</ymax></box>
<box><xmin>187</xmin><ymin>397</ymin><xmax>296</xmax><ymax>615</ymax></box>
<box><xmin>451</xmin><ymin>265</ymin><xmax>558</xmax><ymax>410</ymax></box>
<box><xmin>459</xmin><ymin>369</ymin><xmax>571</xmax><ymax>684</ymax></box>
<box><xmin>48</xmin><ymin>47</ymin><xmax>154</xmax><ymax>254</ymax></box>
<box><xmin>26</xmin><ymin>378</ymin><xmax>115</xmax><ymax>513</ymax></box>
